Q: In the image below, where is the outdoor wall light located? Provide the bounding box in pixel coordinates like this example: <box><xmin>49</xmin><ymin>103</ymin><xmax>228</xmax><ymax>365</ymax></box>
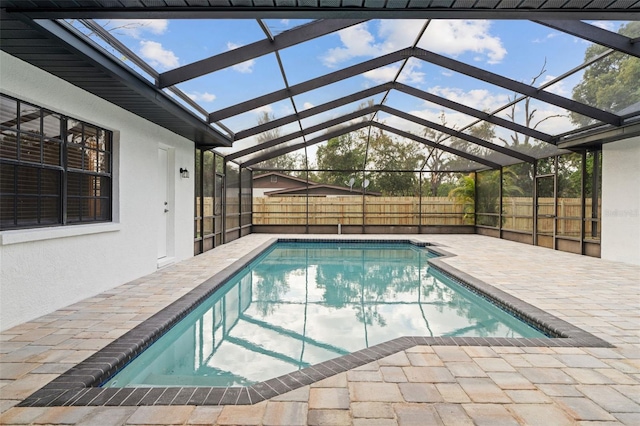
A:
<box><xmin>180</xmin><ymin>167</ymin><xmax>189</xmax><ymax>179</ymax></box>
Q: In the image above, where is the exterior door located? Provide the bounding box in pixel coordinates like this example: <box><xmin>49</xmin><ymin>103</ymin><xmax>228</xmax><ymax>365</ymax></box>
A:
<box><xmin>535</xmin><ymin>175</ymin><xmax>556</xmax><ymax>249</ymax></box>
<box><xmin>158</xmin><ymin>148</ymin><xmax>169</xmax><ymax>259</ymax></box>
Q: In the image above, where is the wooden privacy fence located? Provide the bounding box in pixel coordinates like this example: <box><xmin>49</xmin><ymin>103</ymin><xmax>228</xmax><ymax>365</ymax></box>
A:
<box><xmin>252</xmin><ymin>196</ymin><xmax>600</xmax><ymax>236</ymax></box>
<box><xmin>501</xmin><ymin>197</ymin><xmax>600</xmax><ymax>237</ymax></box>
<box><xmin>253</xmin><ymin>196</ymin><xmax>470</xmax><ymax>226</ymax></box>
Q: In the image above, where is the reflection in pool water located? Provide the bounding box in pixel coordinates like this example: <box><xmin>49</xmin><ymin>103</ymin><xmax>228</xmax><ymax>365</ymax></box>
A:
<box><xmin>105</xmin><ymin>242</ymin><xmax>545</xmax><ymax>387</ymax></box>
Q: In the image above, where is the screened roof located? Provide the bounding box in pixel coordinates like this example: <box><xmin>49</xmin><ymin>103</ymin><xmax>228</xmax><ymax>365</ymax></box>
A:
<box><xmin>1</xmin><ymin>2</ymin><xmax>639</xmax><ymax>172</ymax></box>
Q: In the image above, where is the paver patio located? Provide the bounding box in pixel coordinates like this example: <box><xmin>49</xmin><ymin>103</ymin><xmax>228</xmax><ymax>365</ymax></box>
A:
<box><xmin>1</xmin><ymin>234</ymin><xmax>639</xmax><ymax>425</ymax></box>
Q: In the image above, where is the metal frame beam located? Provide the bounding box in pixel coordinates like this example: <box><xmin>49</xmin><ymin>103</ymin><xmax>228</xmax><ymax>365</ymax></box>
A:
<box><xmin>159</xmin><ymin>19</ymin><xmax>367</xmax><ymax>88</ymax></box>
<box><xmin>239</xmin><ymin>110</ymin><xmax>503</xmax><ymax>169</ymax></box>
<box><xmin>4</xmin><ymin>6</ymin><xmax>639</xmax><ymax>20</ymax></box>
<box><xmin>81</xmin><ymin>18</ymin><xmax>232</xmax><ymax>134</ymax></box>
<box><xmin>4</xmin><ymin>8</ymin><xmax>633</xmax><ymax>167</ymax></box>
<box><xmin>234</xmin><ymin>83</ymin><xmax>393</xmax><ymax>141</ymax></box>
<box><xmin>211</xmin><ymin>46</ymin><xmax>620</xmax><ymax>128</ymax></box>
<box><xmin>233</xmin><ymin>81</ymin><xmax>553</xmax><ymax>146</ymax></box>
<box><xmin>378</xmin><ymin>105</ymin><xmax>535</xmax><ymax>163</ymax></box>
<box><xmin>411</xmin><ymin>47</ymin><xmax>622</xmax><ymax>126</ymax></box>
<box><xmin>12</xmin><ymin>14</ymin><xmax>231</xmax><ymax>147</ymax></box>
<box><xmin>232</xmin><ymin>103</ymin><xmax>512</xmax><ymax>165</ymax></box>
<box><xmin>373</xmin><ymin>123</ymin><xmax>501</xmax><ymax>170</ymax></box>
<box><xmin>208</xmin><ymin>49</ymin><xmax>410</xmax><ymax>122</ymax></box>
<box><xmin>393</xmin><ymin>83</ymin><xmax>554</xmax><ymax>143</ymax></box>
<box><xmin>227</xmin><ymin>106</ymin><xmax>376</xmax><ymax>161</ymax></box>
<box><xmin>535</xmin><ymin>20</ymin><xmax>640</xmax><ymax>59</ymax></box>
<box><xmin>241</xmin><ymin>121</ymin><xmax>371</xmax><ymax>167</ymax></box>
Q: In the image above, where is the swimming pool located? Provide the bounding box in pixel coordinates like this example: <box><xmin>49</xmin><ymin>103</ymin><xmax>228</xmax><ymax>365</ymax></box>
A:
<box><xmin>104</xmin><ymin>241</ymin><xmax>545</xmax><ymax>388</ymax></box>
<box><xmin>20</xmin><ymin>238</ymin><xmax>612</xmax><ymax>407</ymax></box>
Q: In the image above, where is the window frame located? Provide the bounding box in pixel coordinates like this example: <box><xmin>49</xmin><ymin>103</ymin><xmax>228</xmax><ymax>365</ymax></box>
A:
<box><xmin>0</xmin><ymin>93</ymin><xmax>113</xmax><ymax>231</ymax></box>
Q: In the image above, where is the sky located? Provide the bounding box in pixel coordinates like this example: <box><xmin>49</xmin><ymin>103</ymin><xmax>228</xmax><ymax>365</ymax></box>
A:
<box><xmin>81</xmin><ymin>18</ymin><xmax>631</xmax><ymax>166</ymax></box>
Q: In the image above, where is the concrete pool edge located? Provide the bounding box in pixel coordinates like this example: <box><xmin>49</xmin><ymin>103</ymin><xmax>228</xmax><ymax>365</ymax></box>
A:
<box><xmin>17</xmin><ymin>237</ymin><xmax>613</xmax><ymax>408</ymax></box>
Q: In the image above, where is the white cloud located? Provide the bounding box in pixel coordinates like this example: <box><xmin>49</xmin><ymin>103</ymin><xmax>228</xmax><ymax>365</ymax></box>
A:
<box><xmin>418</xmin><ymin>20</ymin><xmax>506</xmax><ymax>64</ymax></box>
<box><xmin>227</xmin><ymin>42</ymin><xmax>255</xmax><ymax>73</ymax></box>
<box><xmin>383</xmin><ymin>114</ymin><xmax>426</xmax><ymax>136</ymax></box>
<box><xmin>303</xmin><ymin>102</ymin><xmax>315</xmax><ymax>110</ymax></box>
<box><xmin>139</xmin><ymin>40</ymin><xmax>179</xmax><ymax>70</ymax></box>
<box><xmin>319</xmin><ymin>20</ymin><xmax>429</xmax><ymax>68</ymax></box>
<box><xmin>321</xmin><ymin>19</ymin><xmax>506</xmax><ymax>70</ymax></box>
<box><xmin>187</xmin><ymin>92</ymin><xmax>217</xmax><ymax>103</ymax></box>
<box><xmin>590</xmin><ymin>21</ymin><xmax>616</xmax><ymax>32</ymax></box>
<box><xmin>363</xmin><ymin>60</ymin><xmax>425</xmax><ymax>84</ymax></box>
<box><xmin>253</xmin><ymin>105</ymin><xmax>273</xmax><ymax>115</ymax></box>
<box><xmin>320</xmin><ymin>23</ymin><xmax>381</xmax><ymax>67</ymax></box>
<box><xmin>405</xmin><ymin>109</ymin><xmax>473</xmax><ymax>133</ymax></box>
<box><xmin>533</xmin><ymin>32</ymin><xmax>559</xmax><ymax>43</ymax></box>
<box><xmin>539</xmin><ymin>75</ymin><xmax>569</xmax><ymax>97</ymax></box>
<box><xmin>429</xmin><ymin>86</ymin><xmax>510</xmax><ymax>112</ymax></box>
<box><xmin>364</xmin><ymin>64</ymin><xmax>400</xmax><ymax>84</ymax></box>
<box><xmin>398</xmin><ymin>61</ymin><xmax>425</xmax><ymax>84</ymax></box>
<box><xmin>386</xmin><ymin>86</ymin><xmax>573</xmax><ymax>146</ymax></box>
<box><xmin>280</xmin><ymin>19</ymin><xmax>290</xmax><ymax>26</ymax></box>
<box><xmin>105</xmin><ymin>19</ymin><xmax>168</xmax><ymax>39</ymax></box>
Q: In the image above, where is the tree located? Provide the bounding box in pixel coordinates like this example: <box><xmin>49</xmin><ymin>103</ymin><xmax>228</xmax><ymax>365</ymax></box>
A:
<box><xmin>475</xmin><ymin>168</ymin><xmax>523</xmax><ymax>227</ymax></box>
<box><xmin>315</xmin><ymin>132</ymin><xmax>366</xmax><ymax>186</ymax></box>
<box><xmin>253</xmin><ymin>111</ymin><xmax>304</xmax><ymax>173</ymax></box>
<box><xmin>368</xmin><ymin>130</ymin><xmax>425</xmax><ymax>195</ymax></box>
<box><xmin>557</xmin><ymin>152</ymin><xmax>583</xmax><ymax>198</ymax></box>
<box><xmin>422</xmin><ymin>112</ymin><xmax>457</xmax><ymax>196</ymax></box>
<box><xmin>498</xmin><ymin>61</ymin><xmax>566</xmax><ymax>154</ymax></box>
<box><xmin>571</xmin><ymin>22</ymin><xmax>640</xmax><ymax>126</ymax></box>
<box><xmin>448</xmin><ymin>173</ymin><xmax>475</xmax><ymax>224</ymax></box>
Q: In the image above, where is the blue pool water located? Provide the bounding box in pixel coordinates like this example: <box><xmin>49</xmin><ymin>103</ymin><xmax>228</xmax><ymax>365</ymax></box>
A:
<box><xmin>105</xmin><ymin>242</ymin><xmax>545</xmax><ymax>387</ymax></box>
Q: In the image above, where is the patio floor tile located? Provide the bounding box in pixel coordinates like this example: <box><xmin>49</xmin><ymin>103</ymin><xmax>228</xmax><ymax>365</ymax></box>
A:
<box><xmin>0</xmin><ymin>234</ymin><xmax>638</xmax><ymax>425</ymax></box>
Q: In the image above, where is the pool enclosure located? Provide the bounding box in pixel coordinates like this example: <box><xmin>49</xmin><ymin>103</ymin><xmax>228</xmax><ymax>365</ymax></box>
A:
<box><xmin>1</xmin><ymin>4</ymin><xmax>638</xmax><ymax>253</ymax></box>
<box><xmin>150</xmin><ymin>10</ymin><xmax>637</xmax><ymax>257</ymax></box>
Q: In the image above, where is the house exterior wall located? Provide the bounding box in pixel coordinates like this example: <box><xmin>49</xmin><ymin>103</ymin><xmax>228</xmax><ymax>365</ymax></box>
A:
<box><xmin>0</xmin><ymin>52</ymin><xmax>195</xmax><ymax>330</ymax></box>
<box><xmin>602</xmin><ymin>135</ymin><xmax>640</xmax><ymax>265</ymax></box>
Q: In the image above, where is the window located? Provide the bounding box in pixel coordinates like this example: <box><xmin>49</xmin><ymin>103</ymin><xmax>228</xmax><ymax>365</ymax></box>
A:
<box><xmin>270</xmin><ymin>175</ymin><xmax>277</xmax><ymax>183</ymax></box>
<box><xmin>0</xmin><ymin>93</ymin><xmax>112</xmax><ymax>230</ymax></box>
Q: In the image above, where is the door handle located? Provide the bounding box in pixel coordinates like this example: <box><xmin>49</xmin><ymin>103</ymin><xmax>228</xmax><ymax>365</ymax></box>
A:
<box><xmin>164</xmin><ymin>208</ymin><xmax>169</xmax><ymax>213</ymax></box>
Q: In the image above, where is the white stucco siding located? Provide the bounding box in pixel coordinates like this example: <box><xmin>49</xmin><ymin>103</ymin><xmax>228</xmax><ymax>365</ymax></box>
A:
<box><xmin>0</xmin><ymin>52</ymin><xmax>195</xmax><ymax>330</ymax></box>
<box><xmin>602</xmin><ymin>135</ymin><xmax>640</xmax><ymax>265</ymax></box>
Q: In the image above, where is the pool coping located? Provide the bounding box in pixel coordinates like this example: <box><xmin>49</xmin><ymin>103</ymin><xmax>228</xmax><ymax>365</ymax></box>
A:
<box><xmin>17</xmin><ymin>238</ymin><xmax>612</xmax><ymax>408</ymax></box>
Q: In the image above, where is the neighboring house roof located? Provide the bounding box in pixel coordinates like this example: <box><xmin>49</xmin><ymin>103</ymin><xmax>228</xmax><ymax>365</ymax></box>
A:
<box><xmin>252</xmin><ymin>171</ymin><xmax>317</xmax><ymax>186</ymax></box>
<box><xmin>254</xmin><ymin>172</ymin><xmax>379</xmax><ymax>196</ymax></box>
<box><xmin>265</xmin><ymin>184</ymin><xmax>380</xmax><ymax>197</ymax></box>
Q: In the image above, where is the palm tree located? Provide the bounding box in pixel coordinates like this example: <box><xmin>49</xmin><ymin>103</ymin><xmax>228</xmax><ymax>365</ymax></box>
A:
<box><xmin>448</xmin><ymin>173</ymin><xmax>475</xmax><ymax>224</ymax></box>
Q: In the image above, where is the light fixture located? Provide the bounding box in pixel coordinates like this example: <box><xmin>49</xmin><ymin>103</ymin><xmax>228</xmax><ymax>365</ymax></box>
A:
<box><xmin>180</xmin><ymin>167</ymin><xmax>189</xmax><ymax>179</ymax></box>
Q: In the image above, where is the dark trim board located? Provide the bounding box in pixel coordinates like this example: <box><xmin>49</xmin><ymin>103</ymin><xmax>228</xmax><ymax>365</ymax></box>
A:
<box><xmin>18</xmin><ymin>238</ymin><xmax>612</xmax><ymax>408</ymax></box>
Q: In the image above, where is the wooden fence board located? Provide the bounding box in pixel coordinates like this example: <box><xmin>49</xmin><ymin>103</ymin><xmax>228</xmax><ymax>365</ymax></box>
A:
<box><xmin>248</xmin><ymin>196</ymin><xmax>601</xmax><ymax>237</ymax></box>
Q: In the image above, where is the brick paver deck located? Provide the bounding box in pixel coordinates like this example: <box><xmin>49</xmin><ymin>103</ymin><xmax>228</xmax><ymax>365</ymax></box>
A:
<box><xmin>1</xmin><ymin>234</ymin><xmax>639</xmax><ymax>425</ymax></box>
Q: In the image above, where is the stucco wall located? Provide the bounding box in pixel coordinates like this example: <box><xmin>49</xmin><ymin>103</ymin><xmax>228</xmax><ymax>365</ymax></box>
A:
<box><xmin>602</xmin><ymin>135</ymin><xmax>640</xmax><ymax>265</ymax></box>
<box><xmin>0</xmin><ymin>52</ymin><xmax>195</xmax><ymax>330</ymax></box>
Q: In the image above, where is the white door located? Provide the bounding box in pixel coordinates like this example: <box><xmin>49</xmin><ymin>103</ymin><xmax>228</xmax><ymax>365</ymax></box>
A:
<box><xmin>158</xmin><ymin>148</ymin><xmax>168</xmax><ymax>259</ymax></box>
